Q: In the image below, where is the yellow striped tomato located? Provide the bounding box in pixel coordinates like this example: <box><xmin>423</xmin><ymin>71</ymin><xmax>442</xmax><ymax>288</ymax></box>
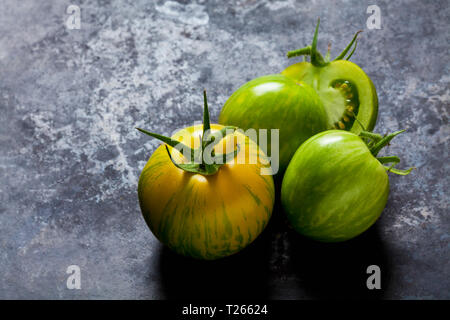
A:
<box><xmin>137</xmin><ymin>92</ymin><xmax>275</xmax><ymax>259</ymax></box>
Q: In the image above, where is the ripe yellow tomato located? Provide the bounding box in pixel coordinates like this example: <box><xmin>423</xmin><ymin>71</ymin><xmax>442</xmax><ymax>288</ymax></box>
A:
<box><xmin>138</xmin><ymin>124</ymin><xmax>275</xmax><ymax>260</ymax></box>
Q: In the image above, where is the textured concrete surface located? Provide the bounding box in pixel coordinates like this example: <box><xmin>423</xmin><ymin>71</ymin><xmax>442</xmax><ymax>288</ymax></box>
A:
<box><xmin>0</xmin><ymin>0</ymin><xmax>448</xmax><ymax>299</ymax></box>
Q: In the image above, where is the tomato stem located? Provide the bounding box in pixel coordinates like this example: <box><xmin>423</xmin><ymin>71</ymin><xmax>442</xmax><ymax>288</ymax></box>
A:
<box><xmin>325</xmin><ymin>42</ymin><xmax>331</xmax><ymax>61</ymax></box>
<box><xmin>359</xmin><ymin>130</ymin><xmax>415</xmax><ymax>176</ymax></box>
<box><xmin>136</xmin><ymin>91</ymin><xmax>238</xmax><ymax>176</ymax></box>
<box><xmin>287</xmin><ymin>20</ymin><xmax>362</xmax><ymax>65</ymax></box>
<box><xmin>286</xmin><ymin>19</ymin><xmax>328</xmax><ymax>67</ymax></box>
<box><xmin>334</xmin><ymin>30</ymin><xmax>362</xmax><ymax>61</ymax></box>
<box><xmin>384</xmin><ymin>166</ymin><xmax>415</xmax><ymax>175</ymax></box>
<box><xmin>370</xmin><ymin>130</ymin><xmax>405</xmax><ymax>156</ymax></box>
<box><xmin>287</xmin><ymin>46</ymin><xmax>311</xmax><ymax>58</ymax></box>
<box><xmin>310</xmin><ymin>18</ymin><xmax>329</xmax><ymax>67</ymax></box>
<box><xmin>345</xmin><ymin>39</ymin><xmax>358</xmax><ymax>60</ymax></box>
<box><xmin>359</xmin><ymin>131</ymin><xmax>382</xmax><ymax>142</ymax></box>
<box><xmin>135</xmin><ymin>127</ymin><xmax>195</xmax><ymax>161</ymax></box>
<box><xmin>202</xmin><ymin>89</ymin><xmax>211</xmax><ymax>147</ymax></box>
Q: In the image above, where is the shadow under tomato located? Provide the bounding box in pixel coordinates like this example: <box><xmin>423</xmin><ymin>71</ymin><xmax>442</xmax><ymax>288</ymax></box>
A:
<box><xmin>157</xmin><ymin>215</ymin><xmax>274</xmax><ymax>300</ymax></box>
<box><xmin>156</xmin><ymin>194</ymin><xmax>392</xmax><ymax>299</ymax></box>
<box><xmin>286</xmin><ymin>222</ymin><xmax>392</xmax><ymax>299</ymax></box>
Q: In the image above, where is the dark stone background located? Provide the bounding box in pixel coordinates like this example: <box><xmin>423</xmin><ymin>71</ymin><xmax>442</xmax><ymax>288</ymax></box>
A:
<box><xmin>0</xmin><ymin>0</ymin><xmax>448</xmax><ymax>299</ymax></box>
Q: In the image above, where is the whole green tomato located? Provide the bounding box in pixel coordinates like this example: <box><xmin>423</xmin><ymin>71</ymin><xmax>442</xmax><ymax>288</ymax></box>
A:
<box><xmin>281</xmin><ymin>130</ymin><xmax>413</xmax><ymax>242</ymax></box>
<box><xmin>219</xmin><ymin>74</ymin><xmax>328</xmax><ymax>174</ymax></box>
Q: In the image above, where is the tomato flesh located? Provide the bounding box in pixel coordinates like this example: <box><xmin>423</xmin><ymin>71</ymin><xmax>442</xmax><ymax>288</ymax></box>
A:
<box><xmin>282</xmin><ymin>60</ymin><xmax>378</xmax><ymax>134</ymax></box>
<box><xmin>281</xmin><ymin>130</ymin><xmax>388</xmax><ymax>242</ymax></box>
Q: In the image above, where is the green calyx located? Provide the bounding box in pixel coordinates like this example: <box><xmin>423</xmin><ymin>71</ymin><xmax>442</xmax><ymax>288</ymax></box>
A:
<box><xmin>136</xmin><ymin>90</ymin><xmax>238</xmax><ymax>175</ymax></box>
<box><xmin>359</xmin><ymin>130</ymin><xmax>415</xmax><ymax>175</ymax></box>
<box><xmin>287</xmin><ymin>18</ymin><xmax>362</xmax><ymax>67</ymax></box>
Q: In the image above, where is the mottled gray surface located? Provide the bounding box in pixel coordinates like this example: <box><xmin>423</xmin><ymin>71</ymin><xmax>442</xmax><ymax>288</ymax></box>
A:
<box><xmin>0</xmin><ymin>0</ymin><xmax>448</xmax><ymax>299</ymax></box>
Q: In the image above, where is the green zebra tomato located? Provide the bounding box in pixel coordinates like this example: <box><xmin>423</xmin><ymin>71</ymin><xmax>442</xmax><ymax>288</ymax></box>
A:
<box><xmin>219</xmin><ymin>74</ymin><xmax>328</xmax><ymax>174</ymax></box>
<box><xmin>282</xmin><ymin>19</ymin><xmax>378</xmax><ymax>134</ymax></box>
<box><xmin>281</xmin><ymin>130</ymin><xmax>413</xmax><ymax>242</ymax></box>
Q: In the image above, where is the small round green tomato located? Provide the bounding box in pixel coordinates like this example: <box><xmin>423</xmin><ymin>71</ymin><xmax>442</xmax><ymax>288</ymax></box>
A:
<box><xmin>219</xmin><ymin>74</ymin><xmax>328</xmax><ymax>174</ymax></box>
<box><xmin>281</xmin><ymin>130</ymin><xmax>389</xmax><ymax>242</ymax></box>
